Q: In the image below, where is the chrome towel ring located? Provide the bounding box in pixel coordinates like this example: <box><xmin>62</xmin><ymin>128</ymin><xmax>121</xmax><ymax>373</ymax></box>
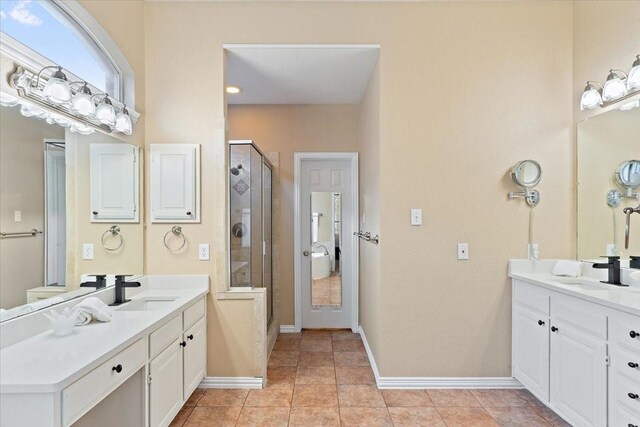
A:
<box><xmin>164</xmin><ymin>225</ymin><xmax>186</xmax><ymax>251</ymax></box>
<box><xmin>101</xmin><ymin>225</ymin><xmax>123</xmax><ymax>251</ymax></box>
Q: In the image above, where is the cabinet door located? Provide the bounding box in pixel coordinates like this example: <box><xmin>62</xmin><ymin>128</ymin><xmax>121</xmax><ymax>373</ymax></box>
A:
<box><xmin>90</xmin><ymin>144</ymin><xmax>139</xmax><ymax>222</ymax></box>
<box><xmin>550</xmin><ymin>321</ymin><xmax>607</xmax><ymax>427</ymax></box>
<box><xmin>150</xmin><ymin>144</ymin><xmax>200</xmax><ymax>222</ymax></box>
<box><xmin>149</xmin><ymin>339</ymin><xmax>184</xmax><ymax>427</ymax></box>
<box><xmin>513</xmin><ymin>305</ymin><xmax>549</xmax><ymax>401</ymax></box>
<box><xmin>183</xmin><ymin>317</ymin><xmax>206</xmax><ymax>401</ymax></box>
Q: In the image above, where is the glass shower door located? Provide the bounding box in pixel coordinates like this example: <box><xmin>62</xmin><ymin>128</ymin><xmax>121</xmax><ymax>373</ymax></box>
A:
<box><xmin>263</xmin><ymin>163</ymin><xmax>273</xmax><ymax>325</ymax></box>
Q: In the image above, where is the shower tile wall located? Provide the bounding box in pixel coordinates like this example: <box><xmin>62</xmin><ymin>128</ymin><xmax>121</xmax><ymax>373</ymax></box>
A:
<box><xmin>230</xmin><ymin>145</ymin><xmax>254</xmax><ymax>286</ymax></box>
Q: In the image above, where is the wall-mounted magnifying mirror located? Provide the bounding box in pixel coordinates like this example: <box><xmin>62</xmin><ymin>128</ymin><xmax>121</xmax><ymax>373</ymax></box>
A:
<box><xmin>615</xmin><ymin>160</ymin><xmax>640</xmax><ymax>192</ymax></box>
<box><xmin>508</xmin><ymin>160</ymin><xmax>542</xmax><ymax>206</ymax></box>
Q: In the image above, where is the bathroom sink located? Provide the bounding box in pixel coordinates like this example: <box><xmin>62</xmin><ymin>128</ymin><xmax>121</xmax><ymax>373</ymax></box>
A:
<box><xmin>117</xmin><ymin>297</ymin><xmax>178</xmax><ymax>311</ymax></box>
<box><xmin>552</xmin><ymin>278</ymin><xmax>607</xmax><ymax>291</ymax></box>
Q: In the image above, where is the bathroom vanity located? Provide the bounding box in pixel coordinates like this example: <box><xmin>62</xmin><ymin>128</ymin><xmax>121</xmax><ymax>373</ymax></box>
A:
<box><xmin>0</xmin><ymin>276</ymin><xmax>208</xmax><ymax>427</ymax></box>
<box><xmin>510</xmin><ymin>260</ymin><xmax>640</xmax><ymax>427</ymax></box>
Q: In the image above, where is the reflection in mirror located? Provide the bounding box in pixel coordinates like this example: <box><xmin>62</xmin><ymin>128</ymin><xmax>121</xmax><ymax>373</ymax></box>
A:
<box><xmin>311</xmin><ymin>192</ymin><xmax>341</xmax><ymax>307</ymax></box>
<box><xmin>577</xmin><ymin>107</ymin><xmax>640</xmax><ymax>260</ymax></box>
<box><xmin>0</xmin><ymin>105</ymin><xmax>143</xmax><ymax>322</ymax></box>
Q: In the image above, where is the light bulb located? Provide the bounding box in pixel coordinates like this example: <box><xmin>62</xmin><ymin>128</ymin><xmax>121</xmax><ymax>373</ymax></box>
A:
<box><xmin>602</xmin><ymin>70</ymin><xmax>628</xmax><ymax>102</ymax></box>
<box><xmin>115</xmin><ymin>107</ymin><xmax>132</xmax><ymax>135</ymax></box>
<box><xmin>580</xmin><ymin>83</ymin><xmax>602</xmax><ymax>110</ymax></box>
<box><xmin>70</xmin><ymin>83</ymin><xmax>95</xmax><ymax>116</ymax></box>
<box><xmin>42</xmin><ymin>67</ymin><xmax>71</xmax><ymax>104</ymax></box>
<box><xmin>628</xmin><ymin>55</ymin><xmax>640</xmax><ymax>91</ymax></box>
<box><xmin>95</xmin><ymin>96</ymin><xmax>116</xmax><ymax>126</ymax></box>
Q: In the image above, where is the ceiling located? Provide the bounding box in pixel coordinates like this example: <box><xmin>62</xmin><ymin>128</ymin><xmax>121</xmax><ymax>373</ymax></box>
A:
<box><xmin>225</xmin><ymin>45</ymin><xmax>379</xmax><ymax>105</ymax></box>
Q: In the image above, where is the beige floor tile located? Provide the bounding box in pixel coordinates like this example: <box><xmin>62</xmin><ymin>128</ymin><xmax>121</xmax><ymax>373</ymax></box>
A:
<box><xmin>302</xmin><ymin>330</ymin><xmax>332</xmax><ymax>340</ymax></box>
<box><xmin>436</xmin><ymin>407</ymin><xmax>499</xmax><ymax>427</ymax></box>
<box><xmin>338</xmin><ymin>384</ymin><xmax>387</xmax><ymax>407</ymax></box>
<box><xmin>531</xmin><ymin>405</ymin><xmax>573</xmax><ymax>427</ymax></box>
<box><xmin>235</xmin><ymin>406</ymin><xmax>290</xmax><ymax>426</ymax></box>
<box><xmin>339</xmin><ymin>407</ymin><xmax>393</xmax><ymax>426</ymax></box>
<box><xmin>289</xmin><ymin>406</ymin><xmax>340</xmax><ymax>426</ymax></box>
<box><xmin>333</xmin><ymin>351</ymin><xmax>371</xmax><ymax>367</ymax></box>
<box><xmin>197</xmin><ymin>389</ymin><xmax>248</xmax><ymax>406</ymax></box>
<box><xmin>268</xmin><ymin>351</ymin><xmax>299</xmax><ymax>367</ymax></box>
<box><xmin>335</xmin><ymin>365</ymin><xmax>376</xmax><ymax>385</ymax></box>
<box><xmin>470</xmin><ymin>390</ymin><xmax>528</xmax><ymax>407</ymax></box>
<box><xmin>514</xmin><ymin>389</ymin><xmax>544</xmax><ymax>406</ymax></box>
<box><xmin>169</xmin><ymin>406</ymin><xmax>193</xmax><ymax>426</ymax></box>
<box><xmin>332</xmin><ymin>340</ymin><xmax>365</xmax><ymax>352</ymax></box>
<box><xmin>292</xmin><ymin>384</ymin><xmax>339</xmax><ymax>407</ymax></box>
<box><xmin>298</xmin><ymin>351</ymin><xmax>334</xmax><ymax>367</ymax></box>
<box><xmin>388</xmin><ymin>407</ymin><xmax>446</xmax><ymax>426</ymax></box>
<box><xmin>381</xmin><ymin>389</ymin><xmax>433</xmax><ymax>407</ymax></box>
<box><xmin>331</xmin><ymin>330</ymin><xmax>361</xmax><ymax>340</ymax></box>
<box><xmin>266</xmin><ymin>366</ymin><xmax>297</xmax><ymax>389</ymax></box>
<box><xmin>484</xmin><ymin>406</ymin><xmax>551</xmax><ymax>426</ymax></box>
<box><xmin>278</xmin><ymin>332</ymin><xmax>302</xmax><ymax>340</ymax></box>
<box><xmin>295</xmin><ymin>366</ymin><xmax>336</xmax><ymax>384</ymax></box>
<box><xmin>300</xmin><ymin>339</ymin><xmax>333</xmax><ymax>352</ymax></box>
<box><xmin>184</xmin><ymin>388</ymin><xmax>205</xmax><ymax>406</ymax></box>
<box><xmin>427</xmin><ymin>389</ymin><xmax>481</xmax><ymax>407</ymax></box>
<box><xmin>244</xmin><ymin>388</ymin><xmax>293</xmax><ymax>407</ymax></box>
<box><xmin>183</xmin><ymin>406</ymin><xmax>242</xmax><ymax>426</ymax></box>
<box><xmin>273</xmin><ymin>339</ymin><xmax>301</xmax><ymax>351</ymax></box>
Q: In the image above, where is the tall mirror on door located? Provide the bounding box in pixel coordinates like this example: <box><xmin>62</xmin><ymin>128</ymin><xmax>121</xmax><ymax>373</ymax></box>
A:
<box><xmin>577</xmin><ymin>105</ymin><xmax>640</xmax><ymax>261</ymax></box>
<box><xmin>0</xmin><ymin>105</ymin><xmax>143</xmax><ymax>322</ymax></box>
<box><xmin>310</xmin><ymin>192</ymin><xmax>342</xmax><ymax>307</ymax></box>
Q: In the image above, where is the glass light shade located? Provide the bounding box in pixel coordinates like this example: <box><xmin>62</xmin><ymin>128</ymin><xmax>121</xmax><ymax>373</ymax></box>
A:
<box><xmin>70</xmin><ymin>122</ymin><xmax>94</xmax><ymax>135</ymax></box>
<box><xmin>602</xmin><ymin>76</ymin><xmax>627</xmax><ymax>102</ymax></box>
<box><xmin>42</xmin><ymin>77</ymin><xmax>71</xmax><ymax>104</ymax></box>
<box><xmin>46</xmin><ymin>113</ymin><xmax>72</xmax><ymax>128</ymax></box>
<box><xmin>20</xmin><ymin>103</ymin><xmax>49</xmax><ymax>119</ymax></box>
<box><xmin>628</xmin><ymin>63</ymin><xmax>640</xmax><ymax>91</ymax></box>
<box><xmin>580</xmin><ymin>87</ymin><xmax>602</xmax><ymax>110</ymax></box>
<box><xmin>95</xmin><ymin>99</ymin><xmax>116</xmax><ymax>126</ymax></box>
<box><xmin>70</xmin><ymin>92</ymin><xmax>95</xmax><ymax>116</ymax></box>
<box><xmin>115</xmin><ymin>111</ymin><xmax>132</xmax><ymax>135</ymax></box>
<box><xmin>0</xmin><ymin>92</ymin><xmax>19</xmax><ymax>107</ymax></box>
<box><xmin>619</xmin><ymin>99</ymin><xmax>640</xmax><ymax>111</ymax></box>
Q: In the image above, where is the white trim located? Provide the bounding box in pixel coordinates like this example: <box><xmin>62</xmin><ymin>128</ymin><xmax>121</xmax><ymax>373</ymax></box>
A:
<box><xmin>279</xmin><ymin>325</ymin><xmax>296</xmax><ymax>333</ymax></box>
<box><xmin>294</xmin><ymin>152</ymin><xmax>359</xmax><ymax>333</ymax></box>
<box><xmin>199</xmin><ymin>377</ymin><xmax>263</xmax><ymax>389</ymax></box>
<box><xmin>359</xmin><ymin>326</ymin><xmax>523</xmax><ymax>390</ymax></box>
<box><xmin>223</xmin><ymin>44</ymin><xmax>381</xmax><ymax>50</ymax></box>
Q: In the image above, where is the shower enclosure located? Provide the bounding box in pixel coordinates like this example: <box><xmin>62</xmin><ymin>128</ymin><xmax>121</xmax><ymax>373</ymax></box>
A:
<box><xmin>229</xmin><ymin>140</ymin><xmax>274</xmax><ymax>325</ymax></box>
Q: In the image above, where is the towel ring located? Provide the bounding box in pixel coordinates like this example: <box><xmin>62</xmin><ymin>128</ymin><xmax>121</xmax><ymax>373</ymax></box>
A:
<box><xmin>164</xmin><ymin>225</ymin><xmax>186</xmax><ymax>251</ymax></box>
<box><xmin>101</xmin><ymin>225</ymin><xmax>123</xmax><ymax>251</ymax></box>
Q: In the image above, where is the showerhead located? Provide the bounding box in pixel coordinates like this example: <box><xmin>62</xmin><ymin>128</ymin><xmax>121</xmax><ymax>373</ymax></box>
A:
<box><xmin>230</xmin><ymin>164</ymin><xmax>243</xmax><ymax>176</ymax></box>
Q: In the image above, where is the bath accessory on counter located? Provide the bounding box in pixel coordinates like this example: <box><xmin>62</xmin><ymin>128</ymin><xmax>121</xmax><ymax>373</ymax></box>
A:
<box><xmin>101</xmin><ymin>225</ymin><xmax>123</xmax><ymax>251</ymax></box>
<box><xmin>44</xmin><ymin>307</ymin><xmax>80</xmax><ymax>336</ymax></box>
<box><xmin>75</xmin><ymin>297</ymin><xmax>114</xmax><ymax>322</ymax></box>
<box><xmin>163</xmin><ymin>225</ymin><xmax>187</xmax><ymax>251</ymax></box>
<box><xmin>353</xmin><ymin>231</ymin><xmax>379</xmax><ymax>245</ymax></box>
<box><xmin>0</xmin><ymin>228</ymin><xmax>43</xmax><ymax>238</ymax></box>
<box><xmin>552</xmin><ymin>260</ymin><xmax>582</xmax><ymax>277</ymax></box>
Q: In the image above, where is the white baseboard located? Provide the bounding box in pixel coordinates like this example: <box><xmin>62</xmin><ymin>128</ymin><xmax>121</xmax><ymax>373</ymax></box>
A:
<box><xmin>358</xmin><ymin>325</ymin><xmax>523</xmax><ymax>390</ymax></box>
<box><xmin>199</xmin><ymin>377</ymin><xmax>263</xmax><ymax>389</ymax></box>
<box><xmin>279</xmin><ymin>325</ymin><xmax>296</xmax><ymax>333</ymax></box>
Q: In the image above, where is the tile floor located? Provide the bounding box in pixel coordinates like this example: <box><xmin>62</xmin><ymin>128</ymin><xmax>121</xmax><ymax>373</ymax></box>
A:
<box><xmin>171</xmin><ymin>330</ymin><xmax>572</xmax><ymax>426</ymax></box>
<box><xmin>311</xmin><ymin>272</ymin><xmax>342</xmax><ymax>307</ymax></box>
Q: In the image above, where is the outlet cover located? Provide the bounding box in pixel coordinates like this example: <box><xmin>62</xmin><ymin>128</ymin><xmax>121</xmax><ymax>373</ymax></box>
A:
<box><xmin>199</xmin><ymin>244</ymin><xmax>210</xmax><ymax>261</ymax></box>
<box><xmin>411</xmin><ymin>209</ymin><xmax>422</xmax><ymax>226</ymax></box>
<box><xmin>14</xmin><ymin>210</ymin><xmax>21</xmax><ymax>222</ymax></box>
<box><xmin>82</xmin><ymin>243</ymin><xmax>94</xmax><ymax>260</ymax></box>
<box><xmin>457</xmin><ymin>243</ymin><xmax>469</xmax><ymax>260</ymax></box>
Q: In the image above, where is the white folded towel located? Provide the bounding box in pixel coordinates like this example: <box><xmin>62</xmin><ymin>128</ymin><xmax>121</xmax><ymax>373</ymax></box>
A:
<box><xmin>75</xmin><ymin>297</ymin><xmax>113</xmax><ymax>323</ymax></box>
<box><xmin>75</xmin><ymin>310</ymin><xmax>92</xmax><ymax>325</ymax></box>
<box><xmin>552</xmin><ymin>260</ymin><xmax>582</xmax><ymax>277</ymax></box>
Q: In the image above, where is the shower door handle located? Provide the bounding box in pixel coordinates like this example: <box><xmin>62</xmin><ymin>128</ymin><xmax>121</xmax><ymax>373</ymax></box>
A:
<box><xmin>303</xmin><ymin>251</ymin><xmax>311</xmax><ymax>257</ymax></box>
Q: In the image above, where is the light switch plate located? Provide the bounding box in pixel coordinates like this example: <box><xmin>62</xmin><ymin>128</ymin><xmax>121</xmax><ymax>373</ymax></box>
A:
<box><xmin>411</xmin><ymin>209</ymin><xmax>422</xmax><ymax>226</ymax></box>
<box><xmin>14</xmin><ymin>210</ymin><xmax>21</xmax><ymax>222</ymax></box>
<box><xmin>457</xmin><ymin>243</ymin><xmax>469</xmax><ymax>260</ymax></box>
<box><xmin>199</xmin><ymin>244</ymin><xmax>210</xmax><ymax>261</ymax></box>
<box><xmin>82</xmin><ymin>243</ymin><xmax>94</xmax><ymax>260</ymax></box>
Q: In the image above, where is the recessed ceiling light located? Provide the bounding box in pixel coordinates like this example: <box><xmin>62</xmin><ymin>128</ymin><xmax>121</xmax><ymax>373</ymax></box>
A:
<box><xmin>226</xmin><ymin>85</ymin><xmax>242</xmax><ymax>94</ymax></box>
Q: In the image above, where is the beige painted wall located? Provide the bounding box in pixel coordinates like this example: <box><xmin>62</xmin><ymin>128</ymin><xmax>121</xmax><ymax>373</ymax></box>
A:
<box><xmin>228</xmin><ymin>104</ymin><xmax>360</xmax><ymax>324</ymax></box>
<box><xmin>0</xmin><ymin>107</ymin><xmax>64</xmax><ymax>309</ymax></box>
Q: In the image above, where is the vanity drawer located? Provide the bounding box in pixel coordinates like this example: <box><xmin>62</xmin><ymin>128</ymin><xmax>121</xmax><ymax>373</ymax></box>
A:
<box><xmin>614</xmin><ymin>403</ymin><xmax>640</xmax><ymax>427</ymax></box>
<box><xmin>150</xmin><ymin>314</ymin><xmax>182</xmax><ymax>359</ymax></box>
<box><xmin>613</xmin><ymin>311</ymin><xmax>640</xmax><ymax>353</ymax></box>
<box><xmin>613</xmin><ymin>375</ymin><xmax>640</xmax><ymax>416</ymax></box>
<box><xmin>184</xmin><ymin>297</ymin><xmax>205</xmax><ymax>330</ymax></box>
<box><xmin>514</xmin><ymin>281</ymin><xmax>549</xmax><ymax>315</ymax></box>
<box><xmin>614</xmin><ymin>346</ymin><xmax>640</xmax><ymax>385</ymax></box>
<box><xmin>550</xmin><ymin>295</ymin><xmax>607</xmax><ymax>339</ymax></box>
<box><xmin>62</xmin><ymin>337</ymin><xmax>147</xmax><ymax>426</ymax></box>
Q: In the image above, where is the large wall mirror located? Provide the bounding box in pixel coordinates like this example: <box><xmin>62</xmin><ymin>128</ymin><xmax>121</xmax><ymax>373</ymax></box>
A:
<box><xmin>0</xmin><ymin>99</ymin><xmax>143</xmax><ymax>322</ymax></box>
<box><xmin>577</xmin><ymin>105</ymin><xmax>640</xmax><ymax>261</ymax></box>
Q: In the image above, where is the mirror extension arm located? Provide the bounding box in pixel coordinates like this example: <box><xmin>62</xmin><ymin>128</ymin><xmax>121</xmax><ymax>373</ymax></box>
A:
<box><xmin>624</xmin><ymin>203</ymin><xmax>640</xmax><ymax>249</ymax></box>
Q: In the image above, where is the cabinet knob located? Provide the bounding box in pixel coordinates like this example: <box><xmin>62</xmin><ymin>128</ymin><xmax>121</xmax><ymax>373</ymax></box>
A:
<box><xmin>631</xmin><ymin>330</ymin><xmax>639</xmax><ymax>339</ymax></box>
<box><xmin>551</xmin><ymin>326</ymin><xmax>558</xmax><ymax>332</ymax></box>
<box><xmin>186</xmin><ymin>211</ymin><xmax>192</xmax><ymax>216</ymax></box>
<box><xmin>538</xmin><ymin>320</ymin><xmax>545</xmax><ymax>326</ymax></box>
<box><xmin>187</xmin><ymin>334</ymin><xmax>194</xmax><ymax>340</ymax></box>
<box><xmin>180</xmin><ymin>341</ymin><xmax>187</xmax><ymax>347</ymax></box>
<box><xmin>92</xmin><ymin>211</ymin><xmax>98</xmax><ymax>215</ymax></box>
<box><xmin>629</xmin><ymin>424</ymin><xmax>638</xmax><ymax>427</ymax></box>
<box><xmin>628</xmin><ymin>392</ymin><xmax>639</xmax><ymax>400</ymax></box>
<box><xmin>629</xmin><ymin>362</ymin><xmax>639</xmax><ymax>369</ymax></box>
<box><xmin>112</xmin><ymin>364</ymin><xmax>123</xmax><ymax>373</ymax></box>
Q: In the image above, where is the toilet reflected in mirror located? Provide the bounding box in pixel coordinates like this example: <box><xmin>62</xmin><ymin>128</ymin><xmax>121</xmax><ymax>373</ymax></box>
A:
<box><xmin>310</xmin><ymin>192</ymin><xmax>342</xmax><ymax>307</ymax></box>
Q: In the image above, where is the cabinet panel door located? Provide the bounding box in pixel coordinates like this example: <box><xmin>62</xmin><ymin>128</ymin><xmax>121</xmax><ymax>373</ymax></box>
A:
<box><xmin>183</xmin><ymin>317</ymin><xmax>206</xmax><ymax>401</ymax></box>
<box><xmin>90</xmin><ymin>144</ymin><xmax>139</xmax><ymax>222</ymax></box>
<box><xmin>513</xmin><ymin>305</ymin><xmax>549</xmax><ymax>401</ymax></box>
<box><xmin>150</xmin><ymin>144</ymin><xmax>199</xmax><ymax>222</ymax></box>
<box><xmin>149</xmin><ymin>339</ymin><xmax>184</xmax><ymax>427</ymax></box>
<box><xmin>550</xmin><ymin>322</ymin><xmax>607</xmax><ymax>427</ymax></box>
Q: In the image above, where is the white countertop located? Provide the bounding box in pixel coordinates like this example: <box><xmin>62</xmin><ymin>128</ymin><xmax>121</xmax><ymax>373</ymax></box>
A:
<box><xmin>0</xmin><ymin>279</ymin><xmax>208</xmax><ymax>394</ymax></box>
<box><xmin>509</xmin><ymin>259</ymin><xmax>640</xmax><ymax>316</ymax></box>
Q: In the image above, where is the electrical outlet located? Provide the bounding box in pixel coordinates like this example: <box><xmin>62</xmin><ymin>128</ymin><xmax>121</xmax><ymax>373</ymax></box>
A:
<box><xmin>457</xmin><ymin>243</ymin><xmax>469</xmax><ymax>260</ymax></box>
<box><xmin>411</xmin><ymin>209</ymin><xmax>422</xmax><ymax>226</ymax></box>
<box><xmin>83</xmin><ymin>243</ymin><xmax>94</xmax><ymax>260</ymax></box>
<box><xmin>14</xmin><ymin>210</ymin><xmax>21</xmax><ymax>222</ymax></box>
<box><xmin>199</xmin><ymin>244</ymin><xmax>210</xmax><ymax>261</ymax></box>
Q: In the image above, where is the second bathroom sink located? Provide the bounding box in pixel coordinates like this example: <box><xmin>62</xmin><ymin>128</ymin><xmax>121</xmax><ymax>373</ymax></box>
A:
<box><xmin>117</xmin><ymin>296</ymin><xmax>178</xmax><ymax>311</ymax></box>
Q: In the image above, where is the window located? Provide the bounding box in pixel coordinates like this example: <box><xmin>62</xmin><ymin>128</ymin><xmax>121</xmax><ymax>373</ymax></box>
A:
<box><xmin>0</xmin><ymin>0</ymin><xmax>120</xmax><ymax>99</ymax></box>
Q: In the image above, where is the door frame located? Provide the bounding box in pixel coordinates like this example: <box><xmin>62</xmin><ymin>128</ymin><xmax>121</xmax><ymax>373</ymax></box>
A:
<box><xmin>294</xmin><ymin>152</ymin><xmax>359</xmax><ymax>332</ymax></box>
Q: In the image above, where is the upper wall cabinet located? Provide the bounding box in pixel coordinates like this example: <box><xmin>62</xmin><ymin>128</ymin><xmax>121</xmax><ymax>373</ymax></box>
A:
<box><xmin>90</xmin><ymin>144</ymin><xmax>140</xmax><ymax>223</ymax></box>
<box><xmin>150</xmin><ymin>144</ymin><xmax>200</xmax><ymax>223</ymax></box>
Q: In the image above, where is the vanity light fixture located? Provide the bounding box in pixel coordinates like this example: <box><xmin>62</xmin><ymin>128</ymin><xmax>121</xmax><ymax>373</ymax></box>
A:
<box><xmin>70</xmin><ymin>82</ymin><xmax>96</xmax><ymax>117</ymax></box>
<box><xmin>580</xmin><ymin>81</ymin><xmax>603</xmax><ymax>110</ymax></box>
<box><xmin>38</xmin><ymin>66</ymin><xmax>72</xmax><ymax>105</ymax></box>
<box><xmin>627</xmin><ymin>55</ymin><xmax>640</xmax><ymax>91</ymax></box>
<box><xmin>115</xmin><ymin>106</ymin><xmax>133</xmax><ymax>135</ymax></box>
<box><xmin>602</xmin><ymin>69</ymin><xmax>628</xmax><ymax>102</ymax></box>
<box><xmin>226</xmin><ymin>85</ymin><xmax>242</xmax><ymax>94</ymax></box>
<box><xmin>94</xmin><ymin>95</ymin><xmax>116</xmax><ymax>126</ymax></box>
<box><xmin>580</xmin><ymin>54</ymin><xmax>640</xmax><ymax>110</ymax></box>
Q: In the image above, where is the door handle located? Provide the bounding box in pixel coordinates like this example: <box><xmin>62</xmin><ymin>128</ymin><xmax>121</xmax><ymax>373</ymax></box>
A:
<box><xmin>303</xmin><ymin>251</ymin><xmax>311</xmax><ymax>257</ymax></box>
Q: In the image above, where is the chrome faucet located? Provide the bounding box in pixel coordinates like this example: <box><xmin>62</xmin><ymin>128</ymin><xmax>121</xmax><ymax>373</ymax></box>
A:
<box><xmin>624</xmin><ymin>202</ymin><xmax>640</xmax><ymax>249</ymax></box>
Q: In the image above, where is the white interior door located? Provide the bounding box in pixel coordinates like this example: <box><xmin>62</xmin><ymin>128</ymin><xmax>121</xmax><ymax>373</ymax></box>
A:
<box><xmin>296</xmin><ymin>153</ymin><xmax>357</xmax><ymax>330</ymax></box>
